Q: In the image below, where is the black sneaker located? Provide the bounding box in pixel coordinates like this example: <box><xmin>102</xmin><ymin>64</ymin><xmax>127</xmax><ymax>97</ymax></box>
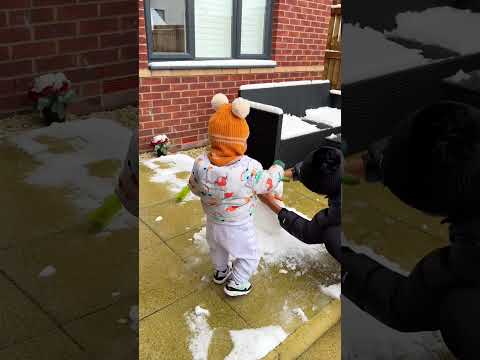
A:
<box><xmin>224</xmin><ymin>280</ymin><xmax>252</xmax><ymax>297</ymax></box>
<box><xmin>213</xmin><ymin>267</ymin><xmax>232</xmax><ymax>284</ymax></box>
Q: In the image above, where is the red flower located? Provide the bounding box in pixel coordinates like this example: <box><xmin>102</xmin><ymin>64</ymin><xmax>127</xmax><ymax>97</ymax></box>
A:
<box><xmin>59</xmin><ymin>82</ymin><xmax>69</xmax><ymax>94</ymax></box>
<box><xmin>41</xmin><ymin>86</ymin><xmax>54</xmax><ymax>97</ymax></box>
<box><xmin>28</xmin><ymin>90</ymin><xmax>40</xmax><ymax>101</ymax></box>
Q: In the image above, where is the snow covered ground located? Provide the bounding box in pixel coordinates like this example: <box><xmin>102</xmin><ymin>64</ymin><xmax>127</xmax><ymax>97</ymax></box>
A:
<box><xmin>142</xmin><ymin>153</ymin><xmax>199</xmax><ymax>202</ymax></box>
<box><xmin>11</xmin><ymin>118</ymin><xmax>136</xmax><ymax>231</ymax></box>
<box><xmin>185</xmin><ymin>304</ymin><xmax>288</xmax><ymax>360</ymax></box>
<box><xmin>390</xmin><ymin>7</ymin><xmax>480</xmax><ymax>55</ymax></box>
<box><xmin>192</xmin><ymin>199</ymin><xmax>328</xmax><ymax>274</ymax></box>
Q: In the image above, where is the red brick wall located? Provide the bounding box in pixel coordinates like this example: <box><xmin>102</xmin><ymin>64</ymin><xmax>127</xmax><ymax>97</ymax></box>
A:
<box><xmin>272</xmin><ymin>0</ymin><xmax>331</xmax><ymax>67</ymax></box>
<box><xmin>1</xmin><ymin>0</ymin><xmax>139</xmax><ymax>117</ymax></box>
<box><xmin>138</xmin><ymin>0</ymin><xmax>333</xmax><ymax>152</ymax></box>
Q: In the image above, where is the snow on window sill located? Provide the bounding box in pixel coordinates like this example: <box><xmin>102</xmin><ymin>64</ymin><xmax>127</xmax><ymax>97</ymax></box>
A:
<box><xmin>149</xmin><ymin>59</ymin><xmax>277</xmax><ymax>70</ymax></box>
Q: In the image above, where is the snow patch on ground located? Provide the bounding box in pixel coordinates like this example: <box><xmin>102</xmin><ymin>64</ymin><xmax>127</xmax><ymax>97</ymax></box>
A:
<box><xmin>304</xmin><ymin>107</ymin><xmax>341</xmax><ymax>128</ymax></box>
<box><xmin>281</xmin><ymin>301</ymin><xmax>309</xmax><ymax>324</ymax></box>
<box><xmin>390</xmin><ymin>7</ymin><xmax>480</xmax><ymax>55</ymax></box>
<box><xmin>343</xmin><ymin>297</ymin><xmax>449</xmax><ymax>359</ymax></box>
<box><xmin>11</xmin><ymin>118</ymin><xmax>136</xmax><ymax>230</ymax></box>
<box><xmin>129</xmin><ymin>305</ymin><xmax>139</xmax><ymax>332</ymax></box>
<box><xmin>191</xmin><ymin>202</ymin><xmax>326</xmax><ymax>271</ymax></box>
<box><xmin>446</xmin><ymin>69</ymin><xmax>472</xmax><ymax>83</ymax></box>
<box><xmin>142</xmin><ymin>154</ymin><xmax>198</xmax><ymax>201</ymax></box>
<box><xmin>185</xmin><ymin>305</ymin><xmax>287</xmax><ymax>360</ymax></box>
<box><xmin>225</xmin><ymin>326</ymin><xmax>288</xmax><ymax>360</ymax></box>
<box><xmin>343</xmin><ymin>23</ymin><xmax>428</xmax><ymax>84</ymax></box>
<box><xmin>194</xmin><ymin>305</ymin><xmax>210</xmax><ymax>317</ymax></box>
<box><xmin>320</xmin><ymin>283</ymin><xmax>341</xmax><ymax>300</ymax></box>
<box><xmin>185</xmin><ymin>306</ymin><xmax>213</xmax><ymax>360</ymax></box>
<box><xmin>291</xmin><ymin>308</ymin><xmax>309</xmax><ymax>322</ymax></box>
<box><xmin>38</xmin><ymin>265</ymin><xmax>56</xmax><ymax>278</ymax></box>
<box><xmin>255</xmin><ymin>202</ymin><xmax>327</xmax><ymax>269</ymax></box>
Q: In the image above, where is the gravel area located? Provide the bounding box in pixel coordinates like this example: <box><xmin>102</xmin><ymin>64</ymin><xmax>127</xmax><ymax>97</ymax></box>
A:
<box><xmin>0</xmin><ymin>106</ymin><xmax>138</xmax><ymax>138</ymax></box>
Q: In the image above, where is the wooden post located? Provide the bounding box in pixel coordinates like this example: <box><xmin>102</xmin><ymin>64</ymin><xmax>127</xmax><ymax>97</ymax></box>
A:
<box><xmin>324</xmin><ymin>5</ymin><xmax>342</xmax><ymax>90</ymax></box>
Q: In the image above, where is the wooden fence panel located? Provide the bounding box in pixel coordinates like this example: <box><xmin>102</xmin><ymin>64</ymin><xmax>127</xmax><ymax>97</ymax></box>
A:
<box><xmin>324</xmin><ymin>5</ymin><xmax>342</xmax><ymax>90</ymax></box>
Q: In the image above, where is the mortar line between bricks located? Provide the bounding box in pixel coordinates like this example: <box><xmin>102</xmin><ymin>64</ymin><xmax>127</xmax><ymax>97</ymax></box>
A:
<box><xmin>0</xmin><ymin>270</ymin><xmax>86</xmax><ymax>352</ymax></box>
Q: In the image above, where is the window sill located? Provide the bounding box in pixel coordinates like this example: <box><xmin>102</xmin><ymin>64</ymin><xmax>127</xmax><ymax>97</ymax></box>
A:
<box><xmin>149</xmin><ymin>59</ymin><xmax>277</xmax><ymax>70</ymax></box>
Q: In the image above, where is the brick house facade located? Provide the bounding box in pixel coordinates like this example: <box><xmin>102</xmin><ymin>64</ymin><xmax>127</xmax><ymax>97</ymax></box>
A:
<box><xmin>0</xmin><ymin>0</ymin><xmax>138</xmax><ymax>118</ymax></box>
<box><xmin>139</xmin><ymin>0</ymin><xmax>334</xmax><ymax>152</ymax></box>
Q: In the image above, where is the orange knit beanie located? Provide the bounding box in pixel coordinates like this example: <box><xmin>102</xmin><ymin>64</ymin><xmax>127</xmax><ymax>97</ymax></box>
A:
<box><xmin>208</xmin><ymin>93</ymin><xmax>251</xmax><ymax>166</ymax></box>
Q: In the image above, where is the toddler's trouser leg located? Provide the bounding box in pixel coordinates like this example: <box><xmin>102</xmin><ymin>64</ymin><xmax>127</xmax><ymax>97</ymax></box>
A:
<box><xmin>232</xmin><ymin>256</ymin><xmax>260</xmax><ymax>284</ymax></box>
<box><xmin>206</xmin><ymin>221</ymin><xmax>230</xmax><ymax>272</ymax></box>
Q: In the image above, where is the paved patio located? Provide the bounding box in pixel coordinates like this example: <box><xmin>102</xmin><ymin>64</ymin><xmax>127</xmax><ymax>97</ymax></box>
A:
<box><xmin>0</xmin><ymin>117</ymin><xmax>341</xmax><ymax>360</ymax></box>
<box><xmin>0</xmin><ymin>118</ymin><xmax>138</xmax><ymax>360</ymax></box>
<box><xmin>139</xmin><ymin>154</ymin><xmax>341</xmax><ymax>359</ymax></box>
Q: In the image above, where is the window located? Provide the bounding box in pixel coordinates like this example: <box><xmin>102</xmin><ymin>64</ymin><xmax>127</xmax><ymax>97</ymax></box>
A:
<box><xmin>145</xmin><ymin>0</ymin><xmax>273</xmax><ymax>62</ymax></box>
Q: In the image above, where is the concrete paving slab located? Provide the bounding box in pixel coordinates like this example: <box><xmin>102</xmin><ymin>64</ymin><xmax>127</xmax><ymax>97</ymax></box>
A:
<box><xmin>139</xmin><ymin>164</ymin><xmax>175</xmax><ymax>209</ymax></box>
<box><xmin>65</xmin><ymin>297</ymin><xmax>138</xmax><ymax>360</ymax></box>
<box><xmin>139</xmin><ymin>200</ymin><xmax>205</xmax><ymax>241</ymax></box>
<box><xmin>0</xmin><ymin>142</ymin><xmax>79</xmax><ymax>249</ymax></box>
<box><xmin>297</xmin><ymin>323</ymin><xmax>341</xmax><ymax>360</ymax></box>
<box><xmin>343</xmin><ymin>189</ymin><xmax>449</xmax><ymax>272</ymax></box>
<box><xmin>140</xmin><ymin>242</ymin><xmax>206</xmax><ymax>319</ymax></box>
<box><xmin>0</xmin><ymin>274</ymin><xmax>57</xmax><ymax>349</ymax></box>
<box><xmin>0</xmin><ymin>329</ymin><xmax>86</xmax><ymax>360</ymax></box>
<box><xmin>140</xmin><ymin>287</ymin><xmax>249</xmax><ymax>360</ymax></box>
<box><xmin>209</xmin><ymin>263</ymin><xmax>335</xmax><ymax>334</ymax></box>
<box><xmin>0</xmin><ymin>226</ymin><xmax>138</xmax><ymax>324</ymax></box>
<box><xmin>343</xmin><ymin>182</ymin><xmax>449</xmax><ymax>242</ymax></box>
<box><xmin>140</xmin><ymin>221</ymin><xmax>166</xmax><ymax>252</ymax></box>
<box><xmin>286</xmin><ymin>196</ymin><xmax>329</xmax><ymax>219</ymax></box>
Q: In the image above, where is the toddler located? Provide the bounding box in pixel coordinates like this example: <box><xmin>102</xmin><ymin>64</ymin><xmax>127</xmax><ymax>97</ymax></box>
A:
<box><xmin>188</xmin><ymin>93</ymin><xmax>284</xmax><ymax>297</ymax></box>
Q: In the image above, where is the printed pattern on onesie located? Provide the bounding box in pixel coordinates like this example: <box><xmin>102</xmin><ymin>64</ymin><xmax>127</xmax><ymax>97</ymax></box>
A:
<box><xmin>188</xmin><ymin>153</ymin><xmax>284</xmax><ymax>224</ymax></box>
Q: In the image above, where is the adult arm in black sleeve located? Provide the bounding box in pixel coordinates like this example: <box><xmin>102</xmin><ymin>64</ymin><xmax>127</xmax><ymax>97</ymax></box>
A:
<box><xmin>277</xmin><ymin>198</ymin><xmax>342</xmax><ymax>260</ymax></box>
<box><xmin>341</xmin><ymin>245</ymin><xmax>458</xmax><ymax>332</ymax></box>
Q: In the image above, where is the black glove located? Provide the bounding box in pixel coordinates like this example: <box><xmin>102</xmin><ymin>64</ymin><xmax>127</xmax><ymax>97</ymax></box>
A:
<box><xmin>292</xmin><ymin>161</ymin><xmax>303</xmax><ymax>181</ymax></box>
<box><xmin>362</xmin><ymin>136</ymin><xmax>391</xmax><ymax>183</ymax></box>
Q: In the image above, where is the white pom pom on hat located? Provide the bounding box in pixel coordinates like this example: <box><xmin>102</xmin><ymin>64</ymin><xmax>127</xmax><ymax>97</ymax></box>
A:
<box><xmin>232</xmin><ymin>97</ymin><xmax>250</xmax><ymax>119</ymax></box>
<box><xmin>211</xmin><ymin>93</ymin><xmax>229</xmax><ymax>110</ymax></box>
